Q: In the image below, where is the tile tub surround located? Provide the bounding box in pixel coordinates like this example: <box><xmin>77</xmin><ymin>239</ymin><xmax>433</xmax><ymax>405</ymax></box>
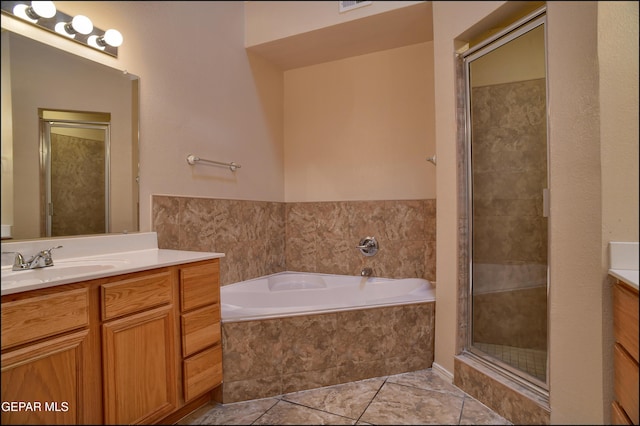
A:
<box><xmin>178</xmin><ymin>369</ymin><xmax>512</xmax><ymax>425</ymax></box>
<box><xmin>152</xmin><ymin>196</ymin><xmax>436</xmax><ymax>285</ymax></box>
<box><xmin>220</xmin><ymin>301</ymin><xmax>435</xmax><ymax>403</ymax></box>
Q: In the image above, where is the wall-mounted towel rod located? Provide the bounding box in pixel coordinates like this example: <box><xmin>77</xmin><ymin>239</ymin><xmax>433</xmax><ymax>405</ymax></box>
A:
<box><xmin>186</xmin><ymin>154</ymin><xmax>241</xmax><ymax>171</ymax></box>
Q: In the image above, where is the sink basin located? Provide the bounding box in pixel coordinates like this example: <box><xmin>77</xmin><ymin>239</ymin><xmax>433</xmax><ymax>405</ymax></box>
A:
<box><xmin>1</xmin><ymin>262</ymin><xmax>121</xmax><ymax>290</ymax></box>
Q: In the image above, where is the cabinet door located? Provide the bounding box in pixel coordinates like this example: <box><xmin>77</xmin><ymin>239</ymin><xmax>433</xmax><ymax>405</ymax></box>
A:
<box><xmin>1</xmin><ymin>330</ymin><xmax>89</xmax><ymax>425</ymax></box>
<box><xmin>102</xmin><ymin>305</ymin><xmax>177</xmax><ymax>425</ymax></box>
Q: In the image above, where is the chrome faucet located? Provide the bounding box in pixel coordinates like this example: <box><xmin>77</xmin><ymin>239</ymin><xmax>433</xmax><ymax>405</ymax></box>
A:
<box><xmin>360</xmin><ymin>267</ymin><xmax>373</xmax><ymax>277</ymax></box>
<box><xmin>2</xmin><ymin>246</ymin><xmax>63</xmax><ymax>271</ymax></box>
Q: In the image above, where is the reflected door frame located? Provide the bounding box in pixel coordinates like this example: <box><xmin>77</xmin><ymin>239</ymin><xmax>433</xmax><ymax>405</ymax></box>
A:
<box><xmin>39</xmin><ymin>109</ymin><xmax>111</xmax><ymax>237</ymax></box>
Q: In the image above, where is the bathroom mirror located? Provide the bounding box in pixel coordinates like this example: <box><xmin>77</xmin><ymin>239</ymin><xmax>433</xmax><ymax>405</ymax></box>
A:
<box><xmin>1</xmin><ymin>30</ymin><xmax>139</xmax><ymax>241</ymax></box>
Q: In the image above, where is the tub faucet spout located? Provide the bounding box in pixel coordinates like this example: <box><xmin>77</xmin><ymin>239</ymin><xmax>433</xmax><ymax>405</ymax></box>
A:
<box><xmin>360</xmin><ymin>267</ymin><xmax>373</xmax><ymax>277</ymax></box>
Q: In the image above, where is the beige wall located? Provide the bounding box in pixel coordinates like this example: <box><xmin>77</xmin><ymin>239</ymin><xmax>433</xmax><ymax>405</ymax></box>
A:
<box><xmin>599</xmin><ymin>1</ymin><xmax>639</xmax><ymax>243</ymax></box>
<box><xmin>598</xmin><ymin>2</ymin><xmax>639</xmax><ymax>424</ymax></box>
<box><xmin>546</xmin><ymin>3</ymin><xmax>604</xmax><ymax>423</ymax></box>
<box><xmin>284</xmin><ymin>42</ymin><xmax>435</xmax><ymax>202</ymax></box>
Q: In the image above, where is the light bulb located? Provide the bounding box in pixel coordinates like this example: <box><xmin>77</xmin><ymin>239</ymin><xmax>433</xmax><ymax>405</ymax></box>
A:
<box><xmin>30</xmin><ymin>1</ymin><xmax>57</xmax><ymax>19</ymax></box>
<box><xmin>64</xmin><ymin>15</ymin><xmax>93</xmax><ymax>35</ymax></box>
<box><xmin>55</xmin><ymin>21</ymin><xmax>74</xmax><ymax>38</ymax></box>
<box><xmin>102</xmin><ymin>29</ymin><xmax>123</xmax><ymax>47</ymax></box>
<box><xmin>14</xmin><ymin>1</ymin><xmax>56</xmax><ymax>21</ymax></box>
<box><xmin>13</xmin><ymin>4</ymin><xmax>37</xmax><ymax>22</ymax></box>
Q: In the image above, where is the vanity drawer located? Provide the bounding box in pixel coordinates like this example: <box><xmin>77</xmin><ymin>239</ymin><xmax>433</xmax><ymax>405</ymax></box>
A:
<box><xmin>1</xmin><ymin>288</ymin><xmax>89</xmax><ymax>350</ymax></box>
<box><xmin>614</xmin><ymin>343</ymin><xmax>639</xmax><ymax>425</ymax></box>
<box><xmin>180</xmin><ymin>261</ymin><xmax>219</xmax><ymax>312</ymax></box>
<box><xmin>181</xmin><ymin>305</ymin><xmax>221</xmax><ymax>357</ymax></box>
<box><xmin>101</xmin><ymin>271</ymin><xmax>172</xmax><ymax>320</ymax></box>
<box><xmin>183</xmin><ymin>345</ymin><xmax>223</xmax><ymax>402</ymax></box>
<box><xmin>613</xmin><ymin>282</ymin><xmax>639</xmax><ymax>362</ymax></box>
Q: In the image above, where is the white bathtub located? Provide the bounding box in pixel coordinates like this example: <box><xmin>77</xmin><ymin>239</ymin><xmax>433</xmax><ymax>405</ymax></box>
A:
<box><xmin>221</xmin><ymin>271</ymin><xmax>435</xmax><ymax>322</ymax></box>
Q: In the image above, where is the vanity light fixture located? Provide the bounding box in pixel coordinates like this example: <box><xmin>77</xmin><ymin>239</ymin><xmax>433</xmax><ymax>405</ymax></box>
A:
<box><xmin>1</xmin><ymin>1</ymin><xmax>123</xmax><ymax>57</ymax></box>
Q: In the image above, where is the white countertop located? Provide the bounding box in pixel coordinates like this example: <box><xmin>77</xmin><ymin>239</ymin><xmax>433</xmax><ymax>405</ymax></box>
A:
<box><xmin>609</xmin><ymin>269</ymin><xmax>639</xmax><ymax>291</ymax></box>
<box><xmin>608</xmin><ymin>242</ymin><xmax>639</xmax><ymax>291</ymax></box>
<box><xmin>1</xmin><ymin>233</ymin><xmax>224</xmax><ymax>296</ymax></box>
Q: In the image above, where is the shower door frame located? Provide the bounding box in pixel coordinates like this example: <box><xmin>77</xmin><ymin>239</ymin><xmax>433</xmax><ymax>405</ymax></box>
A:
<box><xmin>461</xmin><ymin>6</ymin><xmax>550</xmax><ymax>395</ymax></box>
<box><xmin>41</xmin><ymin>118</ymin><xmax>111</xmax><ymax>237</ymax></box>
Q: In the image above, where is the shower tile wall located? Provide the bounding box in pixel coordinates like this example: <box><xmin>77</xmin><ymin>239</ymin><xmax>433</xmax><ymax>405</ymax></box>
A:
<box><xmin>471</xmin><ymin>78</ymin><xmax>547</xmax><ymax>267</ymax></box>
<box><xmin>152</xmin><ymin>196</ymin><xmax>436</xmax><ymax>285</ymax></box>
<box><xmin>51</xmin><ymin>133</ymin><xmax>106</xmax><ymax>236</ymax></box>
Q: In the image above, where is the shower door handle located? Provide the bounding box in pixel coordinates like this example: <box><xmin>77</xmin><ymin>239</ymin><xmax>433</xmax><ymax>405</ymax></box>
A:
<box><xmin>543</xmin><ymin>188</ymin><xmax>549</xmax><ymax>218</ymax></box>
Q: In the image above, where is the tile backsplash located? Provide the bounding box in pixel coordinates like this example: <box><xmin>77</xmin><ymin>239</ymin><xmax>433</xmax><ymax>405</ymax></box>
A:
<box><xmin>152</xmin><ymin>196</ymin><xmax>435</xmax><ymax>285</ymax></box>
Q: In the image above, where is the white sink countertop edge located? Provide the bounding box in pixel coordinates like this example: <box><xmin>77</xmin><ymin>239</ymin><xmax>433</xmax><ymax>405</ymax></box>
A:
<box><xmin>1</xmin><ymin>233</ymin><xmax>224</xmax><ymax>296</ymax></box>
<box><xmin>609</xmin><ymin>242</ymin><xmax>639</xmax><ymax>291</ymax></box>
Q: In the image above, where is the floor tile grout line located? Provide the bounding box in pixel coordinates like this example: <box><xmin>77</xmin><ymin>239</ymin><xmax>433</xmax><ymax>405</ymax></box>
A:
<box><xmin>385</xmin><ymin>378</ymin><xmax>467</xmax><ymax>399</ymax></box>
<box><xmin>354</xmin><ymin>376</ymin><xmax>389</xmax><ymax>424</ymax></box>
<box><xmin>457</xmin><ymin>396</ymin><xmax>467</xmax><ymax>425</ymax></box>
<box><xmin>272</xmin><ymin>398</ymin><xmax>361</xmax><ymax>423</ymax></box>
<box><xmin>250</xmin><ymin>398</ymin><xmax>282</xmax><ymax>425</ymax></box>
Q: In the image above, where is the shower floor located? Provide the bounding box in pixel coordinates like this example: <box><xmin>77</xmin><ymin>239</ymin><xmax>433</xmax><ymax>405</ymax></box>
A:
<box><xmin>474</xmin><ymin>342</ymin><xmax>546</xmax><ymax>382</ymax></box>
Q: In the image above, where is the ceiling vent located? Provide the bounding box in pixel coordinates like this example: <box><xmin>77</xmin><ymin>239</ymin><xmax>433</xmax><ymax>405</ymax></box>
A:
<box><xmin>339</xmin><ymin>1</ymin><xmax>372</xmax><ymax>13</ymax></box>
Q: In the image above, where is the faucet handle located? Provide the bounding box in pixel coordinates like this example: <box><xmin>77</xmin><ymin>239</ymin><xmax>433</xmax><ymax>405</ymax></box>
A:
<box><xmin>42</xmin><ymin>245</ymin><xmax>63</xmax><ymax>255</ymax></box>
<box><xmin>41</xmin><ymin>245</ymin><xmax>63</xmax><ymax>266</ymax></box>
<box><xmin>356</xmin><ymin>237</ymin><xmax>378</xmax><ymax>256</ymax></box>
<box><xmin>2</xmin><ymin>251</ymin><xmax>26</xmax><ymax>269</ymax></box>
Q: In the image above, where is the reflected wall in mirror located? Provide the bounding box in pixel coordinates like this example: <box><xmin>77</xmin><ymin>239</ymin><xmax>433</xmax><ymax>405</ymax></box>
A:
<box><xmin>1</xmin><ymin>30</ymin><xmax>139</xmax><ymax>241</ymax></box>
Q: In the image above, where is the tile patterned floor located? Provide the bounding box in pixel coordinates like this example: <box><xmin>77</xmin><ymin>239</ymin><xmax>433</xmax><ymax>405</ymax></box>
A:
<box><xmin>474</xmin><ymin>342</ymin><xmax>547</xmax><ymax>382</ymax></box>
<box><xmin>177</xmin><ymin>369</ymin><xmax>512</xmax><ymax>425</ymax></box>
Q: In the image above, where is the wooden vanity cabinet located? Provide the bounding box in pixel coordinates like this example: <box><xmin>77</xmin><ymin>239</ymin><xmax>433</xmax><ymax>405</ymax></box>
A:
<box><xmin>1</xmin><ymin>286</ymin><xmax>100</xmax><ymax>425</ymax></box>
<box><xmin>1</xmin><ymin>257</ymin><xmax>223</xmax><ymax>425</ymax></box>
<box><xmin>101</xmin><ymin>269</ymin><xmax>177</xmax><ymax>425</ymax></box>
<box><xmin>612</xmin><ymin>278</ymin><xmax>639</xmax><ymax>425</ymax></box>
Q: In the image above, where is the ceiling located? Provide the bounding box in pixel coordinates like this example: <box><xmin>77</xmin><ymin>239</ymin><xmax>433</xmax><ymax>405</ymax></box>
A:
<box><xmin>246</xmin><ymin>2</ymin><xmax>433</xmax><ymax>70</ymax></box>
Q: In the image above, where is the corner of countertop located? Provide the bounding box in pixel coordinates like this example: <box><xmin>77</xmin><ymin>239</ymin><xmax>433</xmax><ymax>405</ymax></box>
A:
<box><xmin>609</xmin><ymin>241</ymin><xmax>639</xmax><ymax>290</ymax></box>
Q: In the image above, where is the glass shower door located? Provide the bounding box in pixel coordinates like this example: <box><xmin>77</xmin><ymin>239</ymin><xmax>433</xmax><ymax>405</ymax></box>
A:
<box><xmin>464</xmin><ymin>12</ymin><xmax>549</xmax><ymax>389</ymax></box>
<box><xmin>42</xmin><ymin>118</ymin><xmax>111</xmax><ymax>237</ymax></box>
